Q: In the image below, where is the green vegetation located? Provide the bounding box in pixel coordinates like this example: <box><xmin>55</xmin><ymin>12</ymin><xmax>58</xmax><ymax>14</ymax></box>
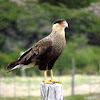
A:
<box><xmin>64</xmin><ymin>95</ymin><xmax>85</xmax><ymax>100</ymax></box>
<box><xmin>0</xmin><ymin>0</ymin><xmax>100</xmax><ymax>75</ymax></box>
<box><xmin>39</xmin><ymin>0</ymin><xmax>98</xmax><ymax>9</ymax></box>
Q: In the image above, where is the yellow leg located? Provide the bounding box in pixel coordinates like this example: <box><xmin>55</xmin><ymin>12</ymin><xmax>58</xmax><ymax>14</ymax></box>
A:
<box><xmin>44</xmin><ymin>70</ymin><xmax>47</xmax><ymax>82</ymax></box>
<box><xmin>49</xmin><ymin>69</ymin><xmax>61</xmax><ymax>83</ymax></box>
<box><xmin>43</xmin><ymin>70</ymin><xmax>52</xmax><ymax>84</ymax></box>
<box><xmin>50</xmin><ymin>69</ymin><xmax>54</xmax><ymax>82</ymax></box>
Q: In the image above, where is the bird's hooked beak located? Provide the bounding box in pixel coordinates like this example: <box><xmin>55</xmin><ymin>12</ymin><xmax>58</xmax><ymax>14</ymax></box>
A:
<box><xmin>60</xmin><ymin>21</ymin><xmax>68</xmax><ymax>28</ymax></box>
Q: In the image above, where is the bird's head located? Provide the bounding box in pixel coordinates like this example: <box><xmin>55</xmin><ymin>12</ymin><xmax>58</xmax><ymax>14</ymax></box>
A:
<box><xmin>52</xmin><ymin>19</ymin><xmax>68</xmax><ymax>30</ymax></box>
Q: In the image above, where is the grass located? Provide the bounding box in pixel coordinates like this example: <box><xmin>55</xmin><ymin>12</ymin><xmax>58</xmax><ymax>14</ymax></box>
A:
<box><xmin>0</xmin><ymin>95</ymin><xmax>95</xmax><ymax>100</ymax></box>
<box><xmin>0</xmin><ymin>97</ymin><xmax>40</xmax><ymax>100</ymax></box>
<box><xmin>0</xmin><ymin>94</ymin><xmax>100</xmax><ymax>100</ymax></box>
<box><xmin>0</xmin><ymin>75</ymin><xmax>100</xmax><ymax>97</ymax></box>
<box><xmin>0</xmin><ymin>95</ymin><xmax>85</xmax><ymax>100</ymax></box>
<box><xmin>1</xmin><ymin>75</ymin><xmax>100</xmax><ymax>89</ymax></box>
<box><xmin>64</xmin><ymin>95</ymin><xmax>85</xmax><ymax>100</ymax></box>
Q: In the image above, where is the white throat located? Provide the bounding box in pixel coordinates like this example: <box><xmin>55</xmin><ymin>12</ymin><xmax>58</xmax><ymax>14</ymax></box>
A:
<box><xmin>52</xmin><ymin>24</ymin><xmax>65</xmax><ymax>31</ymax></box>
<box><xmin>51</xmin><ymin>23</ymin><xmax>65</xmax><ymax>37</ymax></box>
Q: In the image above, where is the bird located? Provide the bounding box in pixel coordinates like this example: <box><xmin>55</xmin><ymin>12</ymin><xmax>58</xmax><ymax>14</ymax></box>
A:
<box><xmin>7</xmin><ymin>19</ymin><xmax>68</xmax><ymax>84</ymax></box>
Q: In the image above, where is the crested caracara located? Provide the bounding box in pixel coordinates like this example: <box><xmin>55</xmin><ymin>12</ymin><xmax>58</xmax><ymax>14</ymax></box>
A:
<box><xmin>7</xmin><ymin>19</ymin><xmax>68</xmax><ymax>84</ymax></box>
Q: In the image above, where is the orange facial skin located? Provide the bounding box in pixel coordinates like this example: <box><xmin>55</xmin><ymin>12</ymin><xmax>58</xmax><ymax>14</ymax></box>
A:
<box><xmin>60</xmin><ymin>21</ymin><xmax>67</xmax><ymax>27</ymax></box>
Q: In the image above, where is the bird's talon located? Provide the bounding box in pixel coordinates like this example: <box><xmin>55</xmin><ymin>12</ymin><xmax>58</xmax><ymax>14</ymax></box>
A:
<box><xmin>55</xmin><ymin>81</ymin><xmax>61</xmax><ymax>83</ymax></box>
<box><xmin>43</xmin><ymin>81</ymin><xmax>53</xmax><ymax>84</ymax></box>
<box><xmin>49</xmin><ymin>80</ymin><xmax>61</xmax><ymax>83</ymax></box>
<box><xmin>49</xmin><ymin>80</ymin><xmax>54</xmax><ymax>82</ymax></box>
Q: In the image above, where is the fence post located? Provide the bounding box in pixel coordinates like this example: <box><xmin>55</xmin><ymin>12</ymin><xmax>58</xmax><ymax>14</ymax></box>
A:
<box><xmin>27</xmin><ymin>77</ymin><xmax>30</xmax><ymax>96</ymax></box>
<box><xmin>99</xmin><ymin>60</ymin><xmax>100</xmax><ymax>75</ymax></box>
<box><xmin>89</xmin><ymin>71</ymin><xmax>91</xmax><ymax>94</ymax></box>
<box><xmin>21</xmin><ymin>67</ymin><xmax>26</xmax><ymax>77</ymax></box>
<box><xmin>20</xmin><ymin>51</ymin><xmax>26</xmax><ymax>77</ymax></box>
<box><xmin>0</xmin><ymin>76</ymin><xmax>1</xmax><ymax>96</ymax></box>
<box><xmin>71</xmin><ymin>58</ymin><xmax>75</xmax><ymax>96</ymax></box>
<box><xmin>13</xmin><ymin>74</ymin><xmax>16</xmax><ymax>97</ymax></box>
<box><xmin>40</xmin><ymin>82</ymin><xmax>63</xmax><ymax>100</ymax></box>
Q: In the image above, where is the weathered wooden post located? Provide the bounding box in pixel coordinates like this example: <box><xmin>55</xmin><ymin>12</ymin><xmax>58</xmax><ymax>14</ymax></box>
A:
<box><xmin>40</xmin><ymin>82</ymin><xmax>63</xmax><ymax>100</ymax></box>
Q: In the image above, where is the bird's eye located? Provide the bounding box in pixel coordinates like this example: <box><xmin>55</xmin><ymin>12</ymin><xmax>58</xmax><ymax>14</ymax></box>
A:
<box><xmin>60</xmin><ymin>22</ymin><xmax>63</xmax><ymax>24</ymax></box>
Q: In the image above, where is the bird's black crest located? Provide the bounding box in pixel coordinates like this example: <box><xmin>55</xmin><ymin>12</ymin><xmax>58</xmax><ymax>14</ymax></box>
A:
<box><xmin>53</xmin><ymin>19</ymin><xmax>65</xmax><ymax>24</ymax></box>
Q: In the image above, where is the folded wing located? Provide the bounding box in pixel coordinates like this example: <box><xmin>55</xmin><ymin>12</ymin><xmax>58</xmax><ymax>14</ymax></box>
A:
<box><xmin>7</xmin><ymin>38</ymin><xmax>52</xmax><ymax>70</ymax></box>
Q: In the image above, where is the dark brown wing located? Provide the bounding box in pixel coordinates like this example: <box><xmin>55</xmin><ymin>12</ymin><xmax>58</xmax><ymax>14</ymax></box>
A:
<box><xmin>7</xmin><ymin>47</ymin><xmax>33</xmax><ymax>69</ymax></box>
<box><xmin>19</xmin><ymin>48</ymin><xmax>32</xmax><ymax>60</ymax></box>
<box><xmin>18</xmin><ymin>38</ymin><xmax>52</xmax><ymax>64</ymax></box>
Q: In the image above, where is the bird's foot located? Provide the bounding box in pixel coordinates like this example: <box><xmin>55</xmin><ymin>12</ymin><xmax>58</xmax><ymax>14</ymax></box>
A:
<box><xmin>43</xmin><ymin>80</ymin><xmax>53</xmax><ymax>84</ymax></box>
<box><xmin>49</xmin><ymin>80</ymin><xmax>61</xmax><ymax>83</ymax></box>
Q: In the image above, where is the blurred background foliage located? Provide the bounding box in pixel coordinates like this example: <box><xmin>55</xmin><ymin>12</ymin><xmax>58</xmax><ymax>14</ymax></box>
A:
<box><xmin>0</xmin><ymin>0</ymin><xmax>100</xmax><ymax>76</ymax></box>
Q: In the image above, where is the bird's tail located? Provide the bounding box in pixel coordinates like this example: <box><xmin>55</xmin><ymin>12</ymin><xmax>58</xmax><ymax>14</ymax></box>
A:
<box><xmin>7</xmin><ymin>60</ymin><xmax>23</xmax><ymax>73</ymax></box>
<box><xmin>7</xmin><ymin>60</ymin><xmax>19</xmax><ymax>69</ymax></box>
<box><xmin>7</xmin><ymin>65</ymin><xmax>23</xmax><ymax>73</ymax></box>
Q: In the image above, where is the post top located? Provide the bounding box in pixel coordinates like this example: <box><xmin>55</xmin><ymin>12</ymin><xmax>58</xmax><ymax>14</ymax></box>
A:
<box><xmin>40</xmin><ymin>82</ymin><xmax>62</xmax><ymax>87</ymax></box>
